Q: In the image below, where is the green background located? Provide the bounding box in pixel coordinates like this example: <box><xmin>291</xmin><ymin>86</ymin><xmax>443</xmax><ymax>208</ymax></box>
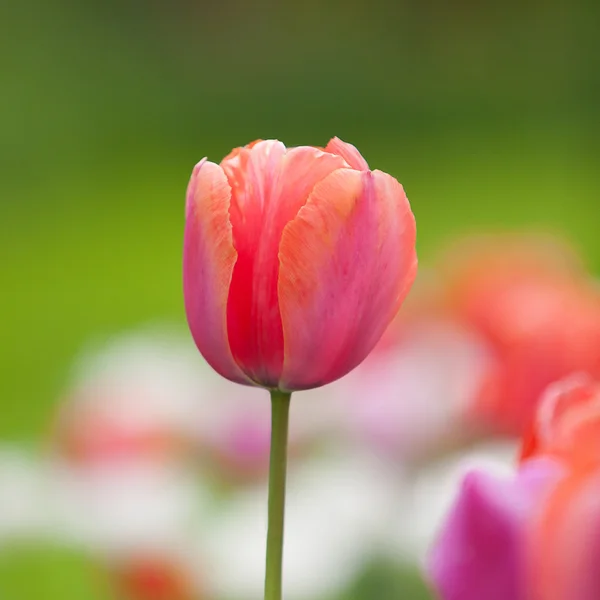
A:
<box><xmin>1</xmin><ymin>0</ymin><xmax>598</xmax><ymax>597</ymax></box>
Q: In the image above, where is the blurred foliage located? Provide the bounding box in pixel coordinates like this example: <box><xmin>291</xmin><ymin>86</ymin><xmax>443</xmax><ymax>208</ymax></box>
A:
<box><xmin>0</xmin><ymin>547</ymin><xmax>434</xmax><ymax>600</ymax></box>
<box><xmin>341</xmin><ymin>560</ymin><xmax>433</xmax><ymax>600</ymax></box>
<box><xmin>2</xmin><ymin>0</ymin><xmax>599</xmax><ymax>441</ymax></box>
<box><xmin>0</xmin><ymin>545</ymin><xmax>110</xmax><ymax>599</ymax></box>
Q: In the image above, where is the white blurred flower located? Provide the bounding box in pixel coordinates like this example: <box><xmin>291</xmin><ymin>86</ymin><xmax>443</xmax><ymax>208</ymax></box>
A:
<box><xmin>4</xmin><ymin>321</ymin><xmax>512</xmax><ymax>599</ymax></box>
<box><xmin>50</xmin><ymin>461</ymin><xmax>206</xmax><ymax>557</ymax></box>
<box><xmin>58</xmin><ymin>326</ymin><xmax>210</xmax><ymax>454</ymax></box>
<box><xmin>199</xmin><ymin>449</ymin><xmax>402</xmax><ymax>600</ymax></box>
<box><xmin>57</xmin><ymin>325</ymin><xmax>338</xmax><ymax>483</ymax></box>
<box><xmin>0</xmin><ymin>447</ymin><xmax>55</xmax><ymax>544</ymax></box>
<box><xmin>335</xmin><ymin>318</ymin><xmax>494</xmax><ymax>464</ymax></box>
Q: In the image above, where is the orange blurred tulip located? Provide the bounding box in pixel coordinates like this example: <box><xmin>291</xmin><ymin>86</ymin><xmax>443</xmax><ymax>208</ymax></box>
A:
<box><xmin>444</xmin><ymin>234</ymin><xmax>600</xmax><ymax>435</ymax></box>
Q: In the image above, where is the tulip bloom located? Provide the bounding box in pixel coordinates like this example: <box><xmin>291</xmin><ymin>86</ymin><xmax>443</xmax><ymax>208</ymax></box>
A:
<box><xmin>518</xmin><ymin>376</ymin><xmax>600</xmax><ymax>600</ymax></box>
<box><xmin>428</xmin><ymin>456</ymin><xmax>600</xmax><ymax>600</ymax></box>
<box><xmin>443</xmin><ymin>235</ymin><xmax>600</xmax><ymax>435</ymax></box>
<box><xmin>529</xmin><ymin>467</ymin><xmax>600</xmax><ymax>600</ymax></box>
<box><xmin>520</xmin><ymin>374</ymin><xmax>600</xmax><ymax>468</ymax></box>
<box><xmin>183</xmin><ymin>138</ymin><xmax>417</xmax><ymax>391</ymax></box>
<box><xmin>428</xmin><ymin>375</ymin><xmax>600</xmax><ymax>600</ymax></box>
<box><xmin>427</xmin><ymin>459</ymin><xmax>563</xmax><ymax>600</ymax></box>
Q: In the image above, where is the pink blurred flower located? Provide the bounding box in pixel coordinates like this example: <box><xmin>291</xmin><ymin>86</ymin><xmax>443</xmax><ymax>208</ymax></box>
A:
<box><xmin>191</xmin><ymin>381</ymin><xmax>331</xmax><ymax>484</ymax></box>
<box><xmin>183</xmin><ymin>138</ymin><xmax>417</xmax><ymax>391</ymax></box>
<box><xmin>338</xmin><ymin>313</ymin><xmax>494</xmax><ymax>464</ymax></box>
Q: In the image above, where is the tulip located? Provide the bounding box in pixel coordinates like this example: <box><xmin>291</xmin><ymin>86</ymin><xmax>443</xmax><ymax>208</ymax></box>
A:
<box><xmin>520</xmin><ymin>374</ymin><xmax>600</xmax><ymax>467</ymax></box>
<box><xmin>516</xmin><ymin>376</ymin><xmax>600</xmax><ymax>600</ymax></box>
<box><xmin>426</xmin><ymin>458</ymin><xmax>563</xmax><ymax>600</ymax></box>
<box><xmin>183</xmin><ymin>138</ymin><xmax>417</xmax><ymax>600</ymax></box>
<box><xmin>443</xmin><ymin>234</ymin><xmax>600</xmax><ymax>435</ymax></box>
<box><xmin>427</xmin><ymin>454</ymin><xmax>600</xmax><ymax>600</ymax></box>
<box><xmin>183</xmin><ymin>138</ymin><xmax>417</xmax><ymax>392</ymax></box>
<box><xmin>429</xmin><ymin>375</ymin><xmax>600</xmax><ymax>600</ymax></box>
<box><xmin>110</xmin><ymin>555</ymin><xmax>199</xmax><ymax>600</ymax></box>
<box><xmin>528</xmin><ymin>467</ymin><xmax>600</xmax><ymax>600</ymax></box>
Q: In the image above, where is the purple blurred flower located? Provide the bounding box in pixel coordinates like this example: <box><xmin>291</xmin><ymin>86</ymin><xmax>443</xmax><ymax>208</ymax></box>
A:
<box><xmin>426</xmin><ymin>458</ymin><xmax>562</xmax><ymax>600</ymax></box>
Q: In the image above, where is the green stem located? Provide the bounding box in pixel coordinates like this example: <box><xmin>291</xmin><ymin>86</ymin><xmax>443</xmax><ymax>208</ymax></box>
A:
<box><xmin>265</xmin><ymin>389</ymin><xmax>292</xmax><ymax>600</ymax></box>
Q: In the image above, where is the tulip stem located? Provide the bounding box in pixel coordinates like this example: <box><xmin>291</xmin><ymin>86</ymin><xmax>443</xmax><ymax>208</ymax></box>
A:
<box><xmin>265</xmin><ymin>389</ymin><xmax>291</xmax><ymax>600</ymax></box>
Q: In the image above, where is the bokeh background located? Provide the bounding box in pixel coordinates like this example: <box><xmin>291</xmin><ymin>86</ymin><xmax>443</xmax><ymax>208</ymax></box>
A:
<box><xmin>2</xmin><ymin>0</ymin><xmax>599</xmax><ymax>598</ymax></box>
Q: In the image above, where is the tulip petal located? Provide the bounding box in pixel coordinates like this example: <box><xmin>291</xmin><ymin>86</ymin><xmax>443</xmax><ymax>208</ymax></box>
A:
<box><xmin>519</xmin><ymin>374</ymin><xmax>600</xmax><ymax>469</ymax></box>
<box><xmin>222</xmin><ymin>141</ymin><xmax>348</xmax><ymax>386</ymax></box>
<box><xmin>530</xmin><ymin>468</ymin><xmax>600</xmax><ymax>600</ymax></box>
<box><xmin>324</xmin><ymin>137</ymin><xmax>370</xmax><ymax>171</ymax></box>
<box><xmin>183</xmin><ymin>160</ymin><xmax>252</xmax><ymax>385</ymax></box>
<box><xmin>278</xmin><ymin>168</ymin><xmax>417</xmax><ymax>390</ymax></box>
<box><xmin>427</xmin><ymin>460</ymin><xmax>561</xmax><ymax>600</ymax></box>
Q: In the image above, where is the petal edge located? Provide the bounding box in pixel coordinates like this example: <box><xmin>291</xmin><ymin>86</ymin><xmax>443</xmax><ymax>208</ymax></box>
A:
<box><xmin>183</xmin><ymin>160</ymin><xmax>253</xmax><ymax>385</ymax></box>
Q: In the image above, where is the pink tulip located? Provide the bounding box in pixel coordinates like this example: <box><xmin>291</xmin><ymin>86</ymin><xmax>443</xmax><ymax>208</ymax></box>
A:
<box><xmin>183</xmin><ymin>138</ymin><xmax>417</xmax><ymax>391</ymax></box>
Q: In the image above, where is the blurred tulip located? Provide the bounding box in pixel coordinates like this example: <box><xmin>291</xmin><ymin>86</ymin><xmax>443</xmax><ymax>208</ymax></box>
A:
<box><xmin>520</xmin><ymin>373</ymin><xmax>600</xmax><ymax>468</ymax></box>
<box><xmin>110</xmin><ymin>554</ymin><xmax>201</xmax><ymax>600</ymax></box>
<box><xmin>183</xmin><ymin>138</ymin><xmax>417</xmax><ymax>391</ymax></box>
<box><xmin>444</xmin><ymin>234</ymin><xmax>600</xmax><ymax>435</ymax></box>
<box><xmin>426</xmin><ymin>458</ymin><xmax>563</xmax><ymax>600</ymax></box>
<box><xmin>428</xmin><ymin>374</ymin><xmax>600</xmax><ymax>600</ymax></box>
<box><xmin>392</xmin><ymin>440</ymin><xmax>516</xmax><ymax>564</ymax></box>
<box><xmin>519</xmin><ymin>376</ymin><xmax>600</xmax><ymax>599</ymax></box>
<box><xmin>528</xmin><ymin>466</ymin><xmax>600</xmax><ymax>600</ymax></box>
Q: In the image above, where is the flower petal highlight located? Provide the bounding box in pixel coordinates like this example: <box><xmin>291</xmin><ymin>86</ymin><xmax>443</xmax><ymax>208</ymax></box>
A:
<box><xmin>183</xmin><ymin>160</ymin><xmax>251</xmax><ymax>385</ymax></box>
<box><xmin>278</xmin><ymin>168</ymin><xmax>417</xmax><ymax>390</ymax></box>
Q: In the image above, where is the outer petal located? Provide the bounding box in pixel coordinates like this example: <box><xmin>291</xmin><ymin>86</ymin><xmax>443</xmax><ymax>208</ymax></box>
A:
<box><xmin>324</xmin><ymin>137</ymin><xmax>370</xmax><ymax>171</ymax></box>
<box><xmin>528</xmin><ymin>468</ymin><xmax>600</xmax><ymax>600</ymax></box>
<box><xmin>519</xmin><ymin>374</ymin><xmax>600</xmax><ymax>467</ymax></box>
<box><xmin>427</xmin><ymin>459</ymin><xmax>561</xmax><ymax>600</ymax></box>
<box><xmin>222</xmin><ymin>141</ymin><xmax>347</xmax><ymax>386</ymax></box>
<box><xmin>183</xmin><ymin>160</ymin><xmax>252</xmax><ymax>385</ymax></box>
<box><xmin>278</xmin><ymin>168</ymin><xmax>417</xmax><ymax>390</ymax></box>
